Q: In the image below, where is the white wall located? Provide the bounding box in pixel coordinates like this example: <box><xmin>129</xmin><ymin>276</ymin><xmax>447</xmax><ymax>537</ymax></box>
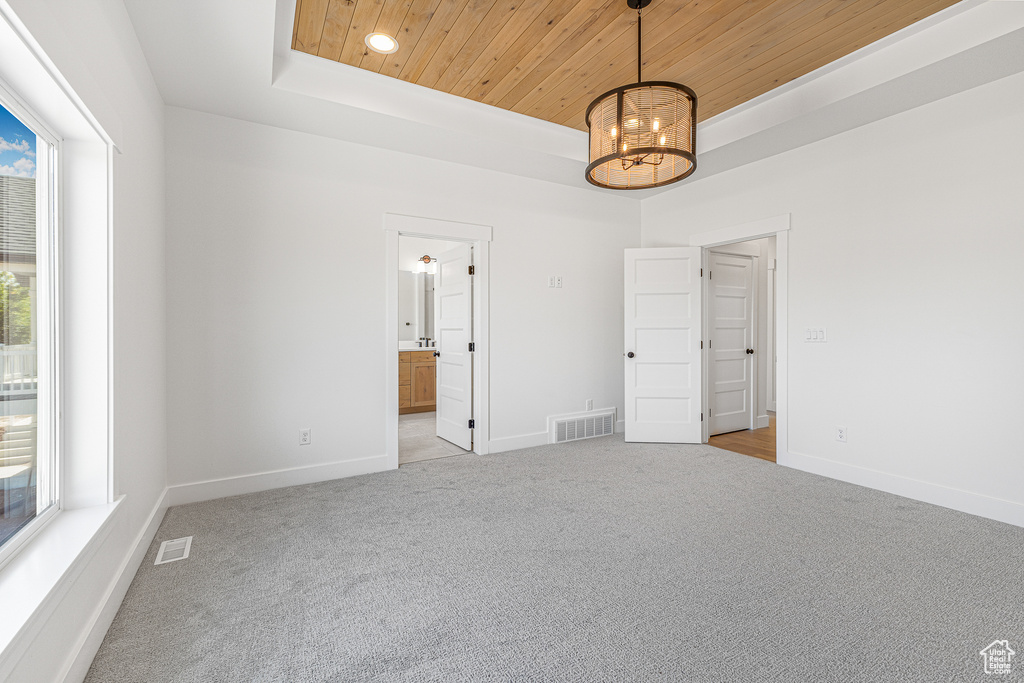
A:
<box><xmin>642</xmin><ymin>70</ymin><xmax>1024</xmax><ymax>526</ymax></box>
<box><xmin>165</xmin><ymin>107</ymin><xmax>639</xmax><ymax>494</ymax></box>
<box><xmin>0</xmin><ymin>0</ymin><xmax>167</xmax><ymax>680</ymax></box>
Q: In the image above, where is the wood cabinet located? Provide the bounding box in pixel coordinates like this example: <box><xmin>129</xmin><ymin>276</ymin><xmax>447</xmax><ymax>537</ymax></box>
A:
<box><xmin>399</xmin><ymin>350</ymin><xmax>436</xmax><ymax>414</ymax></box>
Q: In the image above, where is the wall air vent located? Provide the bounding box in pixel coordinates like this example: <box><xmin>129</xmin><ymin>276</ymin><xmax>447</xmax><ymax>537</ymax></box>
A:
<box><xmin>155</xmin><ymin>536</ymin><xmax>193</xmax><ymax>565</ymax></box>
<box><xmin>550</xmin><ymin>410</ymin><xmax>615</xmax><ymax>444</ymax></box>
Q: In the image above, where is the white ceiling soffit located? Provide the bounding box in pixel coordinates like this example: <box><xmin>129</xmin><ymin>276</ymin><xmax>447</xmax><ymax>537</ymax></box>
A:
<box><xmin>124</xmin><ymin>0</ymin><xmax>1024</xmax><ymax>195</ymax></box>
<box><xmin>693</xmin><ymin>0</ymin><xmax>1024</xmax><ymax>183</ymax></box>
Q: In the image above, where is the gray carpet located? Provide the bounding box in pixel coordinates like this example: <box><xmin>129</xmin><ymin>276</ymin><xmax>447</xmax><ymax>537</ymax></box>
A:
<box><xmin>86</xmin><ymin>437</ymin><xmax>1024</xmax><ymax>682</ymax></box>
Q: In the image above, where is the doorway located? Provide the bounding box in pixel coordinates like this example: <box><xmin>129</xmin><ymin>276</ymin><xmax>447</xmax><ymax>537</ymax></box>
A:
<box><xmin>396</xmin><ymin>235</ymin><xmax>474</xmax><ymax>465</ymax></box>
<box><xmin>385</xmin><ymin>214</ymin><xmax>492</xmax><ymax>470</ymax></box>
<box><xmin>622</xmin><ymin>214</ymin><xmax>788</xmax><ymax>461</ymax></box>
<box><xmin>704</xmin><ymin>236</ymin><xmax>777</xmax><ymax>462</ymax></box>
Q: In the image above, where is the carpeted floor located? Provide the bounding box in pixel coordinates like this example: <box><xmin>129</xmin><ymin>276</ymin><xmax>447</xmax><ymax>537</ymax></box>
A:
<box><xmin>86</xmin><ymin>437</ymin><xmax>1024</xmax><ymax>682</ymax></box>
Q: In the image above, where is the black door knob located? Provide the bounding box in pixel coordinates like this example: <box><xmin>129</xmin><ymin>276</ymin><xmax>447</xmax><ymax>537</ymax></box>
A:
<box><xmin>433</xmin><ymin>351</ymin><xmax>440</xmax><ymax>357</ymax></box>
<box><xmin>746</xmin><ymin>348</ymin><xmax>754</xmax><ymax>354</ymax></box>
<box><xmin>627</xmin><ymin>351</ymin><xmax>635</xmax><ymax>358</ymax></box>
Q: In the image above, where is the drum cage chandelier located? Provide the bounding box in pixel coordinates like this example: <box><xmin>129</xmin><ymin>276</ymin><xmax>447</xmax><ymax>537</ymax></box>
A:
<box><xmin>585</xmin><ymin>0</ymin><xmax>697</xmax><ymax>190</ymax></box>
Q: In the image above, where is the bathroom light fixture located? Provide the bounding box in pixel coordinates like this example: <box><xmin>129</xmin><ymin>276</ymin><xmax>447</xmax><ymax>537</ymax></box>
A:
<box><xmin>585</xmin><ymin>0</ymin><xmax>697</xmax><ymax>190</ymax></box>
<box><xmin>415</xmin><ymin>255</ymin><xmax>436</xmax><ymax>274</ymax></box>
<box><xmin>364</xmin><ymin>32</ymin><xmax>399</xmax><ymax>55</ymax></box>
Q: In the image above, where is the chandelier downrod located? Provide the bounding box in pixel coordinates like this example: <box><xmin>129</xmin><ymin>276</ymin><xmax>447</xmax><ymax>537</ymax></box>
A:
<box><xmin>637</xmin><ymin>7</ymin><xmax>642</xmax><ymax>83</ymax></box>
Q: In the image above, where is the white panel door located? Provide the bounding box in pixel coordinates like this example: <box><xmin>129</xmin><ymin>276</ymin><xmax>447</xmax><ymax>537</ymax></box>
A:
<box><xmin>434</xmin><ymin>243</ymin><xmax>473</xmax><ymax>450</ymax></box>
<box><xmin>709</xmin><ymin>252</ymin><xmax>754</xmax><ymax>435</ymax></box>
<box><xmin>624</xmin><ymin>247</ymin><xmax>703</xmax><ymax>443</ymax></box>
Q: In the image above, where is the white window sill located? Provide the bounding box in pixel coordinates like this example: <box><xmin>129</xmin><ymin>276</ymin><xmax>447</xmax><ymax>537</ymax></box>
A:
<box><xmin>0</xmin><ymin>496</ymin><xmax>124</xmax><ymax>667</ymax></box>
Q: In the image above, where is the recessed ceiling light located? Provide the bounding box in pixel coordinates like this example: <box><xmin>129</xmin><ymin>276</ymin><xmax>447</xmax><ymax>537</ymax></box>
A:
<box><xmin>365</xmin><ymin>33</ymin><xmax>399</xmax><ymax>55</ymax></box>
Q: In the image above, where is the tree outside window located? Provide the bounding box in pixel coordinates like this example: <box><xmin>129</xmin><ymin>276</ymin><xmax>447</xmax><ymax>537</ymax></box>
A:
<box><xmin>0</xmin><ymin>270</ymin><xmax>31</xmax><ymax>345</ymax></box>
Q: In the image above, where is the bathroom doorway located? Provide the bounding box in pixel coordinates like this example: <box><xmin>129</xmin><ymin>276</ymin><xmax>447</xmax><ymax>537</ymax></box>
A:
<box><xmin>385</xmin><ymin>214</ymin><xmax>492</xmax><ymax>469</ymax></box>
<box><xmin>396</xmin><ymin>234</ymin><xmax>474</xmax><ymax>465</ymax></box>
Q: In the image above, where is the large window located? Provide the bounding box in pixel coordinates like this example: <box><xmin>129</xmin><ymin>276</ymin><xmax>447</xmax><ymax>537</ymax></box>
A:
<box><xmin>0</xmin><ymin>93</ymin><xmax>57</xmax><ymax>559</ymax></box>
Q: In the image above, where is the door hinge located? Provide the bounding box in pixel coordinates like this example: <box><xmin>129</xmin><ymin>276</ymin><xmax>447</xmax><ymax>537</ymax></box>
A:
<box><xmin>700</xmin><ymin>340</ymin><xmax>703</xmax><ymax>349</ymax></box>
<box><xmin>468</xmin><ymin>419</ymin><xmax>475</xmax><ymax>429</ymax></box>
<box><xmin>468</xmin><ymin>265</ymin><xmax>475</xmax><ymax>275</ymax></box>
<box><xmin>701</xmin><ymin>413</ymin><xmax>703</xmax><ymax>422</ymax></box>
<box><xmin>709</xmin><ymin>339</ymin><xmax>712</xmax><ymax>348</ymax></box>
<box><xmin>468</xmin><ymin>342</ymin><xmax>475</xmax><ymax>352</ymax></box>
<box><xmin>709</xmin><ymin>270</ymin><xmax>712</xmax><ymax>280</ymax></box>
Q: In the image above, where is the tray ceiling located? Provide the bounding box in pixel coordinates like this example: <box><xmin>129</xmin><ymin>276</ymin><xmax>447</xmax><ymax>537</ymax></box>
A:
<box><xmin>292</xmin><ymin>0</ymin><xmax>961</xmax><ymax>132</ymax></box>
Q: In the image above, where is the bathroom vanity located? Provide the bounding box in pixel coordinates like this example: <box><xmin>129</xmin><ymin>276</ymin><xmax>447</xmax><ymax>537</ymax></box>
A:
<box><xmin>399</xmin><ymin>350</ymin><xmax>436</xmax><ymax>414</ymax></box>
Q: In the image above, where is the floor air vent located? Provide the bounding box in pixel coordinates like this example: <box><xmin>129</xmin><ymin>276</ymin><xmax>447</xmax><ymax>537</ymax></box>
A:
<box><xmin>553</xmin><ymin>411</ymin><xmax>615</xmax><ymax>444</ymax></box>
<box><xmin>155</xmin><ymin>536</ymin><xmax>193</xmax><ymax>565</ymax></box>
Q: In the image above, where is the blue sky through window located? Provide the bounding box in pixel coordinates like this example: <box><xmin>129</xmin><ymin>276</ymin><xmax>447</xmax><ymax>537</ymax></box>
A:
<box><xmin>0</xmin><ymin>104</ymin><xmax>36</xmax><ymax>179</ymax></box>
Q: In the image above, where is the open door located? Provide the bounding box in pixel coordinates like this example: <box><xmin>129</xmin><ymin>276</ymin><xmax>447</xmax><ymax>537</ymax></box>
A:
<box><xmin>708</xmin><ymin>251</ymin><xmax>755</xmax><ymax>435</ymax></box>
<box><xmin>434</xmin><ymin>243</ymin><xmax>473</xmax><ymax>450</ymax></box>
<box><xmin>624</xmin><ymin>247</ymin><xmax>703</xmax><ymax>443</ymax></box>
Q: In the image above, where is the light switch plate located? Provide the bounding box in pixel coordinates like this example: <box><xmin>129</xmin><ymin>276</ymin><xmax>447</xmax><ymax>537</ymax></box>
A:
<box><xmin>805</xmin><ymin>328</ymin><xmax>827</xmax><ymax>342</ymax></box>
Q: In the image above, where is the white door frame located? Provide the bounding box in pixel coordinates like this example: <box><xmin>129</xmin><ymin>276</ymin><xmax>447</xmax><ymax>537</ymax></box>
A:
<box><xmin>384</xmin><ymin>214</ymin><xmax>492</xmax><ymax>470</ymax></box>
<box><xmin>691</xmin><ymin>214</ymin><xmax>789</xmax><ymax>464</ymax></box>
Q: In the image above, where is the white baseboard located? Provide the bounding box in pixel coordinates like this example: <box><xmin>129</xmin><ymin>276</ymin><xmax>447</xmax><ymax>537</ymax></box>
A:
<box><xmin>783</xmin><ymin>449</ymin><xmax>1024</xmax><ymax>528</ymax></box>
<box><xmin>487</xmin><ymin>432</ymin><xmax>548</xmax><ymax>454</ymax></box>
<box><xmin>61</xmin><ymin>489</ymin><xmax>168</xmax><ymax>683</ymax></box>
<box><xmin>755</xmin><ymin>414</ymin><xmax>770</xmax><ymax>429</ymax></box>
<box><xmin>615</xmin><ymin>419</ymin><xmax>625</xmax><ymax>434</ymax></box>
<box><xmin>166</xmin><ymin>454</ymin><xmax>391</xmax><ymax>507</ymax></box>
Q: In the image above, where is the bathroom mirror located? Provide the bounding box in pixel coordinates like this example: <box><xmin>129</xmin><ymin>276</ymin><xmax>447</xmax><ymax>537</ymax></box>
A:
<box><xmin>397</xmin><ymin>235</ymin><xmax>465</xmax><ymax>349</ymax></box>
<box><xmin>398</xmin><ymin>270</ymin><xmax>434</xmax><ymax>344</ymax></box>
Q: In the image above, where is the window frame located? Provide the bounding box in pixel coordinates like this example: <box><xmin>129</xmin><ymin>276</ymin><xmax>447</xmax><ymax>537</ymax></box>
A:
<box><xmin>0</xmin><ymin>77</ymin><xmax>62</xmax><ymax>570</ymax></box>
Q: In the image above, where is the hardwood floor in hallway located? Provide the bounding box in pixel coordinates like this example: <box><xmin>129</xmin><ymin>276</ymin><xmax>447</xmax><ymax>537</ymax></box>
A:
<box><xmin>709</xmin><ymin>414</ymin><xmax>776</xmax><ymax>463</ymax></box>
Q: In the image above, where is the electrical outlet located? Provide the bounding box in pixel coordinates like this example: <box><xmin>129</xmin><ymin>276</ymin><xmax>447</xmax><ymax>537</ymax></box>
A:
<box><xmin>548</xmin><ymin>276</ymin><xmax>555</xmax><ymax>288</ymax></box>
<box><xmin>299</xmin><ymin>428</ymin><xmax>311</xmax><ymax>445</ymax></box>
<box><xmin>836</xmin><ymin>426</ymin><xmax>847</xmax><ymax>443</ymax></box>
<box><xmin>586</xmin><ymin>399</ymin><xmax>593</xmax><ymax>411</ymax></box>
<box><xmin>555</xmin><ymin>276</ymin><xmax>563</xmax><ymax>288</ymax></box>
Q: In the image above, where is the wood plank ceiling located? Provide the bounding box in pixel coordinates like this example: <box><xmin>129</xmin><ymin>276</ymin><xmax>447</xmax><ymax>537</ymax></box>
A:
<box><xmin>292</xmin><ymin>0</ymin><xmax>961</xmax><ymax>132</ymax></box>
